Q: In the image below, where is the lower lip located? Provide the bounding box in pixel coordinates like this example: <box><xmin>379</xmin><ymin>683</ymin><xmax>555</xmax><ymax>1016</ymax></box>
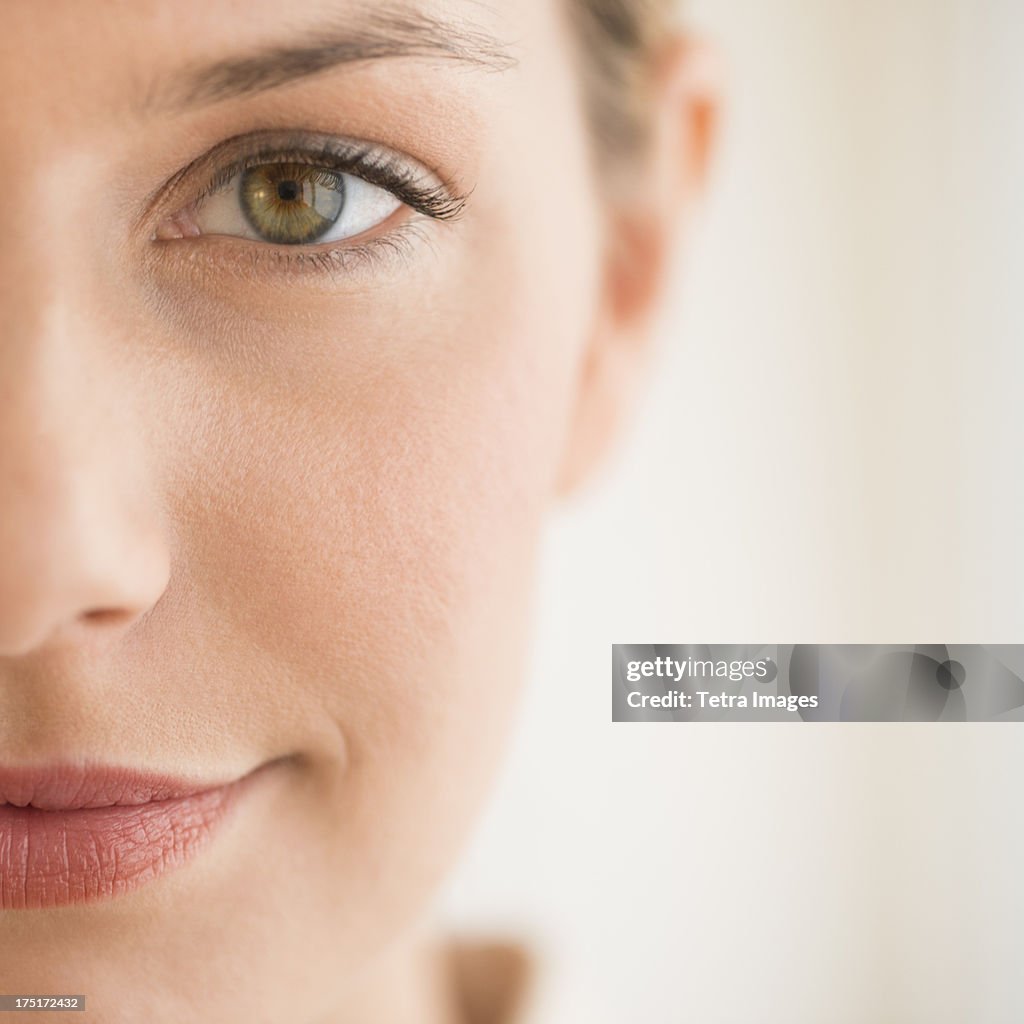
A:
<box><xmin>0</xmin><ymin>775</ymin><xmax>257</xmax><ymax>910</ymax></box>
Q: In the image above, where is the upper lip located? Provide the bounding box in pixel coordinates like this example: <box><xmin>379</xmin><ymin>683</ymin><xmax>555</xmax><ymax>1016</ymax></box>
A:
<box><xmin>0</xmin><ymin>763</ymin><xmax>231</xmax><ymax>810</ymax></box>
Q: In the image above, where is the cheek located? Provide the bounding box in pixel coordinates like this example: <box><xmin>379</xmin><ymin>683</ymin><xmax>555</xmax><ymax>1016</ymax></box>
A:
<box><xmin>130</xmin><ymin>29</ymin><xmax>603</xmax><ymax>965</ymax></box>
<box><xmin>142</xmin><ymin>191</ymin><xmax>600</xmax><ymax>953</ymax></box>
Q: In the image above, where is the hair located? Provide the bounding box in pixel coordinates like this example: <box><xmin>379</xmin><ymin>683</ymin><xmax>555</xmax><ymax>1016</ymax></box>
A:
<box><xmin>567</xmin><ymin>0</ymin><xmax>677</xmax><ymax>165</ymax></box>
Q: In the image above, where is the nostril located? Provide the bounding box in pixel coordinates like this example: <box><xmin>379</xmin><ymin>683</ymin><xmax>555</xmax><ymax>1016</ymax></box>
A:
<box><xmin>80</xmin><ymin>608</ymin><xmax>133</xmax><ymax>627</ymax></box>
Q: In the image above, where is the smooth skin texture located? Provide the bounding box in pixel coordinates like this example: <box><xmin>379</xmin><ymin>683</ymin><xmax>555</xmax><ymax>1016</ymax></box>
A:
<box><xmin>0</xmin><ymin>1</ymin><xmax>715</xmax><ymax>1021</ymax></box>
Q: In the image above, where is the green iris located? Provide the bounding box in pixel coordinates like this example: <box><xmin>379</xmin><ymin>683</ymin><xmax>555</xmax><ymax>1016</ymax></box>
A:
<box><xmin>239</xmin><ymin>163</ymin><xmax>346</xmax><ymax>244</ymax></box>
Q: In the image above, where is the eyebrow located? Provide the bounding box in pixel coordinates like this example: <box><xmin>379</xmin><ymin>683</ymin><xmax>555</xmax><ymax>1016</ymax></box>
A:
<box><xmin>153</xmin><ymin>6</ymin><xmax>517</xmax><ymax>111</ymax></box>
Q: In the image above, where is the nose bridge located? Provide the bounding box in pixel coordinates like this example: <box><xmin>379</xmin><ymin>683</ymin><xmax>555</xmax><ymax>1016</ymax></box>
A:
<box><xmin>0</xmin><ymin>222</ymin><xmax>171</xmax><ymax>657</ymax></box>
<box><xmin>1</xmin><ymin>280</ymin><xmax>115</xmax><ymax>519</ymax></box>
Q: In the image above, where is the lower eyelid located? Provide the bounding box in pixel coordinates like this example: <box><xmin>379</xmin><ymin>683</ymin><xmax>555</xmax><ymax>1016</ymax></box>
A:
<box><xmin>148</xmin><ymin>215</ymin><xmax>433</xmax><ymax>285</ymax></box>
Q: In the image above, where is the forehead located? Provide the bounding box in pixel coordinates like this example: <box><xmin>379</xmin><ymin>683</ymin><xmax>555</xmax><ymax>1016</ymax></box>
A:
<box><xmin>0</xmin><ymin>0</ymin><xmax>529</xmax><ymax>125</ymax></box>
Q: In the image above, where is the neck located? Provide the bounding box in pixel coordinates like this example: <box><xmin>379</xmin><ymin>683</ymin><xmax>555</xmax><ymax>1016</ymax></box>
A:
<box><xmin>313</xmin><ymin>927</ymin><xmax>461</xmax><ymax>1024</ymax></box>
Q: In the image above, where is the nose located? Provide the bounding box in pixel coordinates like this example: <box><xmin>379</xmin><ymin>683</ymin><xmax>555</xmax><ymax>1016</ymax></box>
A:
<box><xmin>0</xmin><ymin>290</ymin><xmax>171</xmax><ymax>659</ymax></box>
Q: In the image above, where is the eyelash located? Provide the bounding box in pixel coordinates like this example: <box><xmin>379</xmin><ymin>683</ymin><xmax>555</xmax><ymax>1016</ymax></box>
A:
<box><xmin>152</xmin><ymin>133</ymin><xmax>469</xmax><ymax>275</ymax></box>
<box><xmin>198</xmin><ymin>140</ymin><xmax>467</xmax><ymax>221</ymax></box>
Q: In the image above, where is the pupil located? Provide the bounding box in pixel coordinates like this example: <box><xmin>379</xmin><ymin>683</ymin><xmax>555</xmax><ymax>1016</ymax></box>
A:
<box><xmin>277</xmin><ymin>180</ymin><xmax>300</xmax><ymax>202</ymax></box>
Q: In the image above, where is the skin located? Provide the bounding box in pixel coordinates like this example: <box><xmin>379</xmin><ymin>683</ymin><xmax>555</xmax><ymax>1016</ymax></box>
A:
<box><xmin>0</xmin><ymin>2</ymin><xmax>714</xmax><ymax>1021</ymax></box>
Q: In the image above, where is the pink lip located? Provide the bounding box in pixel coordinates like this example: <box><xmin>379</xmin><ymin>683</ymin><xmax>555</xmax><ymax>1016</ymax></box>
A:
<box><xmin>0</xmin><ymin>763</ymin><xmax>259</xmax><ymax>909</ymax></box>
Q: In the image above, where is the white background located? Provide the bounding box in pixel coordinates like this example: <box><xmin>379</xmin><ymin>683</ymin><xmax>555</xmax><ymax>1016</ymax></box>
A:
<box><xmin>437</xmin><ymin>3</ymin><xmax>1024</xmax><ymax>1021</ymax></box>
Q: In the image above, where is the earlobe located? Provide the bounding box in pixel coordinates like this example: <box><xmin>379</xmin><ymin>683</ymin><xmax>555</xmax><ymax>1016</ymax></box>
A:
<box><xmin>554</xmin><ymin>33</ymin><xmax>721</xmax><ymax>500</ymax></box>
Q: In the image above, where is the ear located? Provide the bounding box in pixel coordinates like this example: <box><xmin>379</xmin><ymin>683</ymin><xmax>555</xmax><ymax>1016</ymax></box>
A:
<box><xmin>554</xmin><ymin>34</ymin><xmax>720</xmax><ymax>498</ymax></box>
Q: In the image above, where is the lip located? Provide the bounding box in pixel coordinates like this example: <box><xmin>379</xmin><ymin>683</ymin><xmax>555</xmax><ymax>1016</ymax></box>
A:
<box><xmin>0</xmin><ymin>762</ymin><xmax>262</xmax><ymax>910</ymax></box>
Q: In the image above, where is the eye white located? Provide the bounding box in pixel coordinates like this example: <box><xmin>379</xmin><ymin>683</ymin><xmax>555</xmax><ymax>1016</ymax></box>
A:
<box><xmin>195</xmin><ymin>170</ymin><xmax>403</xmax><ymax>243</ymax></box>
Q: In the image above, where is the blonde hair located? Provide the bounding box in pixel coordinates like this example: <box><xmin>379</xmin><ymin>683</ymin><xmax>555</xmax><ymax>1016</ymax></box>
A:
<box><xmin>567</xmin><ymin>0</ymin><xmax>677</xmax><ymax>162</ymax></box>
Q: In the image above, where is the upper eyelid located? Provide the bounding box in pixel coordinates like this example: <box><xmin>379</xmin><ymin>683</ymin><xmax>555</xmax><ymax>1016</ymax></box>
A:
<box><xmin>197</xmin><ymin>138</ymin><xmax>419</xmax><ymax>197</ymax></box>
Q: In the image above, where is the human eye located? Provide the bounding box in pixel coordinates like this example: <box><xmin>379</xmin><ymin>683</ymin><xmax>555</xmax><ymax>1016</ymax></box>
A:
<box><xmin>152</xmin><ymin>131</ymin><xmax>467</xmax><ymax>262</ymax></box>
<box><xmin>192</xmin><ymin>161</ymin><xmax>400</xmax><ymax>245</ymax></box>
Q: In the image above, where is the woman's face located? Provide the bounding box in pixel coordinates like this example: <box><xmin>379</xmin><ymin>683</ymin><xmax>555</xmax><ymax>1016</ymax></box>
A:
<box><xmin>0</xmin><ymin>1</ymin><xmax>694</xmax><ymax>1019</ymax></box>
